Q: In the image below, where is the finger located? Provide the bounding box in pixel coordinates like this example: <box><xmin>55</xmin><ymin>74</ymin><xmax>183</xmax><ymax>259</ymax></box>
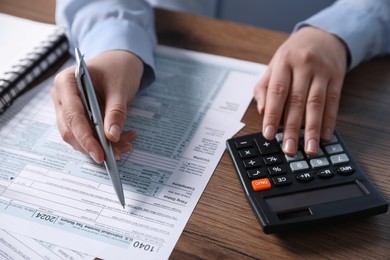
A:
<box><xmin>321</xmin><ymin>78</ymin><xmax>343</xmax><ymax>142</ymax></box>
<box><xmin>54</xmin><ymin>69</ymin><xmax>104</xmax><ymax>163</ymax></box>
<box><xmin>52</xmin><ymin>70</ymin><xmax>81</xmax><ymax>150</ymax></box>
<box><xmin>281</xmin><ymin>69</ymin><xmax>311</xmax><ymax>156</ymax></box>
<box><xmin>103</xmin><ymin>89</ymin><xmax>129</xmax><ymax>143</ymax></box>
<box><xmin>262</xmin><ymin>61</ymin><xmax>291</xmax><ymax>140</ymax></box>
<box><xmin>303</xmin><ymin>77</ymin><xmax>328</xmax><ymax>156</ymax></box>
<box><xmin>253</xmin><ymin>66</ymin><xmax>271</xmax><ymax>116</ymax></box>
<box><xmin>51</xmin><ymin>80</ymin><xmax>83</xmax><ymax>152</ymax></box>
<box><xmin>112</xmin><ymin>130</ymin><xmax>137</xmax><ymax>159</ymax></box>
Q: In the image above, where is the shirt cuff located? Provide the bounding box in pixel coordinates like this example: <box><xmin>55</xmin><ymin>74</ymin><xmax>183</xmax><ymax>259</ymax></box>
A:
<box><xmin>79</xmin><ymin>18</ymin><xmax>156</xmax><ymax>88</ymax></box>
<box><xmin>295</xmin><ymin>1</ymin><xmax>386</xmax><ymax>69</ymax></box>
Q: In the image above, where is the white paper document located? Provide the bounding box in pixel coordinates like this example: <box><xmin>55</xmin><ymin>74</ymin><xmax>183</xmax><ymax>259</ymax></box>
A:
<box><xmin>0</xmin><ymin>229</ymin><xmax>94</xmax><ymax>260</ymax></box>
<box><xmin>0</xmin><ymin>13</ymin><xmax>58</xmax><ymax>76</ymax></box>
<box><xmin>0</xmin><ymin>46</ymin><xmax>265</xmax><ymax>259</ymax></box>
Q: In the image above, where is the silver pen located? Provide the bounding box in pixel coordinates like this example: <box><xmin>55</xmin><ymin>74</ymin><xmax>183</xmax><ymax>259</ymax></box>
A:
<box><xmin>75</xmin><ymin>48</ymin><xmax>126</xmax><ymax>208</ymax></box>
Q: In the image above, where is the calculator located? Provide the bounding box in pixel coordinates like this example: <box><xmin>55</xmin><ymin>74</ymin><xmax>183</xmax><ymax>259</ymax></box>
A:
<box><xmin>226</xmin><ymin>129</ymin><xmax>388</xmax><ymax>234</ymax></box>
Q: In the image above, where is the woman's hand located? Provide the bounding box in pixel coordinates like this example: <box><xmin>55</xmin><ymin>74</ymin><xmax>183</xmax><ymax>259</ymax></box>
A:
<box><xmin>51</xmin><ymin>50</ymin><xmax>144</xmax><ymax>162</ymax></box>
<box><xmin>254</xmin><ymin>26</ymin><xmax>348</xmax><ymax>156</ymax></box>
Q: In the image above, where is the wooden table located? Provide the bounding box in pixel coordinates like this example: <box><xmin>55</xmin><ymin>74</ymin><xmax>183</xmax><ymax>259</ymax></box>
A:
<box><xmin>1</xmin><ymin>1</ymin><xmax>389</xmax><ymax>259</ymax></box>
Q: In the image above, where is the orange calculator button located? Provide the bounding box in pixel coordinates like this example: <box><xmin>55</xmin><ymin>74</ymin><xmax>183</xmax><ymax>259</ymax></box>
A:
<box><xmin>251</xmin><ymin>178</ymin><xmax>271</xmax><ymax>191</ymax></box>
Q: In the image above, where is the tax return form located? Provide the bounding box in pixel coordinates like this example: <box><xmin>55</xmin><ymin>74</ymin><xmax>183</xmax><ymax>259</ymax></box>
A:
<box><xmin>0</xmin><ymin>46</ymin><xmax>266</xmax><ymax>260</ymax></box>
<box><xmin>0</xmin><ymin>229</ymin><xmax>94</xmax><ymax>260</ymax></box>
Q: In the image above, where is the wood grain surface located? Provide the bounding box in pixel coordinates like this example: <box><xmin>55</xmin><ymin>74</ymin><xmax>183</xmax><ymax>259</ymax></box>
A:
<box><xmin>1</xmin><ymin>2</ymin><xmax>389</xmax><ymax>259</ymax></box>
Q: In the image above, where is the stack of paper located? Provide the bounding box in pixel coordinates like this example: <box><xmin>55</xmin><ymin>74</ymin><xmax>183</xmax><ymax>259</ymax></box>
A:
<box><xmin>0</xmin><ymin>45</ymin><xmax>265</xmax><ymax>259</ymax></box>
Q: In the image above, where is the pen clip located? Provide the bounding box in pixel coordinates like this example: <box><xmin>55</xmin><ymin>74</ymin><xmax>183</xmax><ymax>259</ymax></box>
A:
<box><xmin>75</xmin><ymin>48</ymin><xmax>94</xmax><ymax>121</ymax></box>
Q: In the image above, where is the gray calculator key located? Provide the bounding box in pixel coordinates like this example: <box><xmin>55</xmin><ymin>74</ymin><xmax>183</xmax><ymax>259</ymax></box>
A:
<box><xmin>310</xmin><ymin>157</ymin><xmax>330</xmax><ymax>169</ymax></box>
<box><xmin>290</xmin><ymin>160</ymin><xmax>309</xmax><ymax>172</ymax></box>
<box><xmin>325</xmin><ymin>144</ymin><xmax>344</xmax><ymax>155</ymax></box>
<box><xmin>330</xmin><ymin>153</ymin><xmax>349</xmax><ymax>165</ymax></box>
<box><xmin>276</xmin><ymin>131</ymin><xmax>304</xmax><ymax>143</ymax></box>
<box><xmin>322</xmin><ymin>134</ymin><xmax>338</xmax><ymax>145</ymax></box>
<box><xmin>275</xmin><ymin>132</ymin><xmax>283</xmax><ymax>143</ymax></box>
<box><xmin>307</xmin><ymin>148</ymin><xmax>324</xmax><ymax>158</ymax></box>
<box><xmin>285</xmin><ymin>151</ymin><xmax>304</xmax><ymax>162</ymax></box>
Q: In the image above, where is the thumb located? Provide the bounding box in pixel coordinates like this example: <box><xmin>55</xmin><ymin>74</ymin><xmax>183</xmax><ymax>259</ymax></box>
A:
<box><xmin>104</xmin><ymin>94</ymin><xmax>128</xmax><ymax>143</ymax></box>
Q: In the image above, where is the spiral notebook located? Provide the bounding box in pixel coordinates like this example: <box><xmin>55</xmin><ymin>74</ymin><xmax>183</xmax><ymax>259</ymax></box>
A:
<box><xmin>0</xmin><ymin>13</ymin><xmax>69</xmax><ymax>114</ymax></box>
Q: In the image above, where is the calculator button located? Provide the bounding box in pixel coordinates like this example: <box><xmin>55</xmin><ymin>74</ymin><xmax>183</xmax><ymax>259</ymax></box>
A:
<box><xmin>330</xmin><ymin>153</ymin><xmax>349</xmax><ymax>165</ymax></box>
<box><xmin>254</xmin><ymin>136</ymin><xmax>280</xmax><ymax>154</ymax></box>
<box><xmin>235</xmin><ymin>139</ymin><xmax>253</xmax><ymax>149</ymax></box>
<box><xmin>309</xmin><ymin>157</ymin><xmax>330</xmax><ymax>169</ymax></box>
<box><xmin>337</xmin><ymin>165</ymin><xmax>355</xmax><ymax>175</ymax></box>
<box><xmin>277</xmin><ymin>131</ymin><xmax>304</xmax><ymax>142</ymax></box>
<box><xmin>226</xmin><ymin>129</ymin><xmax>389</xmax><ymax>234</ymax></box>
<box><xmin>247</xmin><ymin>168</ymin><xmax>268</xmax><ymax>179</ymax></box>
<box><xmin>317</xmin><ymin>169</ymin><xmax>334</xmax><ymax>178</ymax></box>
<box><xmin>321</xmin><ymin>134</ymin><xmax>338</xmax><ymax>145</ymax></box>
<box><xmin>239</xmin><ymin>149</ymin><xmax>257</xmax><ymax>158</ymax></box>
<box><xmin>243</xmin><ymin>158</ymin><xmax>262</xmax><ymax>168</ymax></box>
<box><xmin>290</xmin><ymin>160</ymin><xmax>309</xmax><ymax>172</ymax></box>
<box><xmin>306</xmin><ymin>148</ymin><xmax>324</xmax><ymax>158</ymax></box>
<box><xmin>272</xmin><ymin>175</ymin><xmax>293</xmax><ymax>186</ymax></box>
<box><xmin>325</xmin><ymin>144</ymin><xmax>344</xmax><ymax>155</ymax></box>
<box><xmin>263</xmin><ymin>155</ymin><xmax>282</xmax><ymax>165</ymax></box>
<box><xmin>285</xmin><ymin>151</ymin><xmax>304</xmax><ymax>162</ymax></box>
<box><xmin>275</xmin><ymin>132</ymin><xmax>283</xmax><ymax>143</ymax></box>
<box><xmin>296</xmin><ymin>172</ymin><xmax>314</xmax><ymax>182</ymax></box>
<box><xmin>251</xmin><ymin>178</ymin><xmax>271</xmax><ymax>191</ymax></box>
<box><xmin>268</xmin><ymin>165</ymin><xmax>288</xmax><ymax>176</ymax></box>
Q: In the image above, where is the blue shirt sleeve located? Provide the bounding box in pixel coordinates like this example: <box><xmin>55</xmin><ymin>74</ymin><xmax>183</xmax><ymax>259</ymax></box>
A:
<box><xmin>147</xmin><ymin>0</ymin><xmax>219</xmax><ymax>16</ymax></box>
<box><xmin>56</xmin><ymin>0</ymin><xmax>157</xmax><ymax>88</ymax></box>
<box><xmin>295</xmin><ymin>0</ymin><xmax>390</xmax><ymax>69</ymax></box>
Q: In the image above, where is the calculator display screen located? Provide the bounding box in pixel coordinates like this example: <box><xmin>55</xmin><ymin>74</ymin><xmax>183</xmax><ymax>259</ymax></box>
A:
<box><xmin>265</xmin><ymin>182</ymin><xmax>367</xmax><ymax>212</ymax></box>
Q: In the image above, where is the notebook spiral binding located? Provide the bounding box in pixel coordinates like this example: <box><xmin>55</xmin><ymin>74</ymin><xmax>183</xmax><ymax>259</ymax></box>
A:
<box><xmin>0</xmin><ymin>29</ymin><xmax>69</xmax><ymax>114</ymax></box>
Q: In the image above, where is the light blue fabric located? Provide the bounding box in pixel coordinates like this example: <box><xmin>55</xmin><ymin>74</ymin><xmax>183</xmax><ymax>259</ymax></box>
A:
<box><xmin>296</xmin><ymin>0</ymin><xmax>390</xmax><ymax>69</ymax></box>
<box><xmin>56</xmin><ymin>0</ymin><xmax>157</xmax><ymax>88</ymax></box>
<box><xmin>148</xmin><ymin>0</ymin><xmax>336</xmax><ymax>32</ymax></box>
<box><xmin>147</xmin><ymin>0</ymin><xmax>219</xmax><ymax>17</ymax></box>
<box><xmin>56</xmin><ymin>0</ymin><xmax>390</xmax><ymax>86</ymax></box>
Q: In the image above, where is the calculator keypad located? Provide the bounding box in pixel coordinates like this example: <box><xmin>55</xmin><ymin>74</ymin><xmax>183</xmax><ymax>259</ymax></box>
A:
<box><xmin>233</xmin><ymin>131</ymin><xmax>354</xmax><ymax>192</ymax></box>
<box><xmin>227</xmin><ymin>129</ymin><xmax>389</xmax><ymax>233</ymax></box>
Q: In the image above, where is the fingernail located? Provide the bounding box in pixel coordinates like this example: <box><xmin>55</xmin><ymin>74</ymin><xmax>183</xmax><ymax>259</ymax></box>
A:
<box><xmin>283</xmin><ymin>139</ymin><xmax>296</xmax><ymax>155</ymax></box>
<box><xmin>306</xmin><ymin>139</ymin><xmax>318</xmax><ymax>155</ymax></box>
<box><xmin>264</xmin><ymin>125</ymin><xmax>276</xmax><ymax>139</ymax></box>
<box><xmin>89</xmin><ymin>151</ymin><xmax>101</xmax><ymax>164</ymax></box>
<box><xmin>109</xmin><ymin>124</ymin><xmax>121</xmax><ymax>141</ymax></box>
